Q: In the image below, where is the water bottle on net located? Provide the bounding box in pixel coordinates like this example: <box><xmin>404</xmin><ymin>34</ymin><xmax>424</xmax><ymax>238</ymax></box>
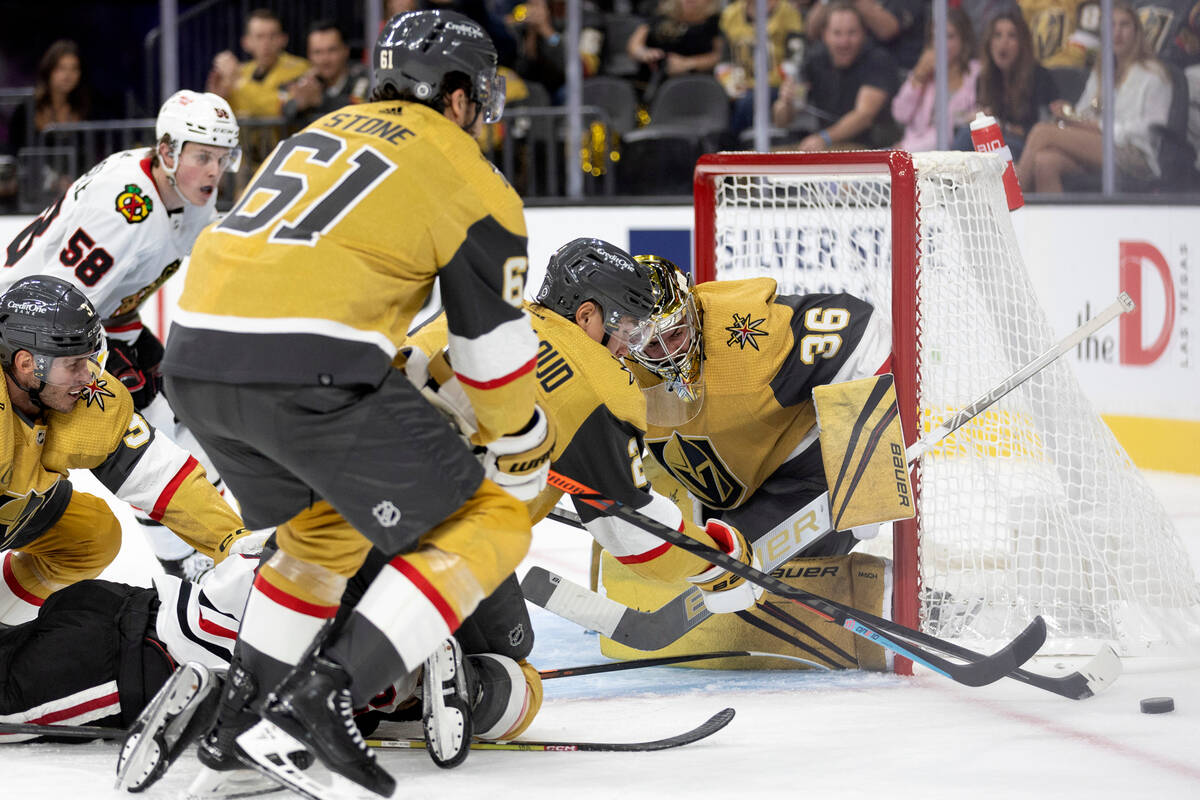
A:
<box><xmin>969</xmin><ymin>112</ymin><xmax>1024</xmax><ymax>211</ymax></box>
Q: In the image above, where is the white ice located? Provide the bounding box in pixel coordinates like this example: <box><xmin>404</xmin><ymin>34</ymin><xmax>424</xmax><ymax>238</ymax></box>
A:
<box><xmin>2</xmin><ymin>470</ymin><xmax>1198</xmax><ymax>800</ymax></box>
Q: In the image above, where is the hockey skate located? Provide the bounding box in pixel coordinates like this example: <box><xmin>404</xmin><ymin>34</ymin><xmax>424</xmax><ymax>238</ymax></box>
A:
<box><xmin>185</xmin><ymin>659</ymin><xmax>293</xmax><ymax>800</ymax></box>
<box><xmin>422</xmin><ymin>637</ymin><xmax>474</xmax><ymax>769</ymax></box>
<box><xmin>115</xmin><ymin>662</ymin><xmax>220</xmax><ymax>792</ymax></box>
<box><xmin>240</xmin><ymin>652</ymin><xmax>395</xmax><ymax>800</ymax></box>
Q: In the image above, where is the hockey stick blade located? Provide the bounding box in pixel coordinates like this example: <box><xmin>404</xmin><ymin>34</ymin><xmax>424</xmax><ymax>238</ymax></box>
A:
<box><xmin>368</xmin><ymin>707</ymin><xmax>734</xmax><ymax>752</ymax></box>
<box><xmin>540</xmin><ymin>648</ymin><xmax>831</xmax><ymax>678</ymax></box>
<box><xmin>547</xmin><ymin>470</ymin><xmax>1047</xmax><ymax>688</ymax></box>
<box><xmin>521</xmin><ymin>565</ymin><xmax>712</xmax><ymax>650</ymax></box>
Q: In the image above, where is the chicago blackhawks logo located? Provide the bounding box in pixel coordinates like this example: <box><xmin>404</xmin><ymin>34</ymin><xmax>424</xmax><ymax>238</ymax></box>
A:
<box><xmin>115</xmin><ymin>184</ymin><xmax>153</xmax><ymax>224</ymax></box>
<box><xmin>725</xmin><ymin>312</ymin><xmax>768</xmax><ymax>350</ymax></box>
<box><xmin>80</xmin><ymin>376</ymin><xmax>116</xmax><ymax>410</ymax></box>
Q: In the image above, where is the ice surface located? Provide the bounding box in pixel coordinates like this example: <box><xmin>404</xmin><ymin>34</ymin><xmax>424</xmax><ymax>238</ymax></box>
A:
<box><xmin>2</xmin><ymin>470</ymin><xmax>1198</xmax><ymax>799</ymax></box>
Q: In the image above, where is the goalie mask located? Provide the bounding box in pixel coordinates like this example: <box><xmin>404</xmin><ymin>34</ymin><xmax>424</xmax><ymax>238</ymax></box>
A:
<box><xmin>626</xmin><ymin>255</ymin><xmax>705</xmax><ymax>425</ymax></box>
<box><xmin>537</xmin><ymin>238</ymin><xmax>659</xmax><ymax>353</ymax></box>
<box><xmin>155</xmin><ymin>90</ymin><xmax>242</xmax><ymax>181</ymax></box>
<box><xmin>374</xmin><ymin>10</ymin><xmax>506</xmax><ymax>124</ymax></box>
<box><xmin>0</xmin><ymin>276</ymin><xmax>105</xmax><ymax>401</ymax></box>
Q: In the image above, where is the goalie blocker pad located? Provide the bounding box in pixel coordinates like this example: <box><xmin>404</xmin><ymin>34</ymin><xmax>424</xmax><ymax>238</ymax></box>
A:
<box><xmin>812</xmin><ymin>374</ymin><xmax>914</xmax><ymax>531</ymax></box>
<box><xmin>597</xmin><ymin>550</ymin><xmax>891</xmax><ymax>671</ymax></box>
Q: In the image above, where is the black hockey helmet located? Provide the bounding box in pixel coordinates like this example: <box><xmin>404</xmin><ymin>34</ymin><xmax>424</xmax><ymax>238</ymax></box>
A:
<box><xmin>536</xmin><ymin>238</ymin><xmax>663</xmax><ymax>345</ymax></box>
<box><xmin>373</xmin><ymin>10</ymin><xmax>505</xmax><ymax>123</ymax></box>
<box><xmin>0</xmin><ymin>276</ymin><xmax>104</xmax><ymax>384</ymax></box>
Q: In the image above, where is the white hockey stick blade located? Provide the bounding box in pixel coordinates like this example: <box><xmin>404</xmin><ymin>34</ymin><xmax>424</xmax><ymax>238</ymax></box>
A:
<box><xmin>521</xmin><ymin>565</ymin><xmax>711</xmax><ymax>650</ymax></box>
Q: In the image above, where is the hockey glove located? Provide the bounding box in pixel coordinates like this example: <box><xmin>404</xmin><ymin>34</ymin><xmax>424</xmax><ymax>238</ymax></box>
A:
<box><xmin>106</xmin><ymin>328</ymin><xmax>165</xmax><ymax>410</ymax></box>
<box><xmin>482</xmin><ymin>406</ymin><xmax>556</xmax><ymax>502</ymax></box>
<box><xmin>687</xmin><ymin>519</ymin><xmax>764</xmax><ymax>613</ymax></box>
<box><xmin>401</xmin><ymin>346</ymin><xmax>479</xmax><ymax>439</ymax></box>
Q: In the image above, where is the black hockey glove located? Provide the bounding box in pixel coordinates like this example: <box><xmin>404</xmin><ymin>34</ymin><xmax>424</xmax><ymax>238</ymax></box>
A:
<box><xmin>107</xmin><ymin>328</ymin><xmax>165</xmax><ymax>409</ymax></box>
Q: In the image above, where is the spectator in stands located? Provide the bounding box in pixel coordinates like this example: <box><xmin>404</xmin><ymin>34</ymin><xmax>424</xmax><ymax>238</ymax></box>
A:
<box><xmin>282</xmin><ymin>21</ymin><xmax>369</xmax><ymax>128</ymax></box>
<box><xmin>7</xmin><ymin>40</ymin><xmax>90</xmax><ymax>156</ymax></box>
<box><xmin>960</xmin><ymin>0</ymin><xmax>1020</xmax><ymax>40</ymax></box>
<box><xmin>718</xmin><ymin>0</ymin><xmax>805</xmax><ymax>144</ymax></box>
<box><xmin>806</xmin><ymin>0</ymin><xmax>926</xmax><ymax>70</ymax></box>
<box><xmin>1020</xmin><ymin>0</ymin><xmax>1098</xmax><ymax>68</ymax></box>
<box><xmin>1016</xmin><ymin>2</ymin><xmax>1172</xmax><ymax>191</ymax></box>
<box><xmin>206</xmin><ymin>8</ymin><xmax>309</xmax><ymax>119</ymax></box>
<box><xmin>952</xmin><ymin>9</ymin><xmax>1061</xmax><ymax>160</ymax></box>
<box><xmin>1135</xmin><ymin>1</ymin><xmax>1200</xmax><ymax>67</ymax></box>
<box><xmin>626</xmin><ymin>0</ymin><xmax>724</xmax><ymax>97</ymax></box>
<box><xmin>510</xmin><ymin>0</ymin><xmax>604</xmax><ymax>102</ymax></box>
<box><xmin>892</xmin><ymin>6</ymin><xmax>980</xmax><ymax>151</ymax></box>
<box><xmin>772</xmin><ymin>0</ymin><xmax>900</xmax><ymax>150</ymax></box>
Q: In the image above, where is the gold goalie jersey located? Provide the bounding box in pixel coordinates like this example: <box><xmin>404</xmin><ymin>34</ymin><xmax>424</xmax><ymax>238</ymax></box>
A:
<box><xmin>0</xmin><ymin>373</ymin><xmax>244</xmax><ymax>555</ymax></box>
<box><xmin>165</xmin><ymin>100</ymin><xmax>537</xmax><ymax>444</ymax></box>
<box><xmin>406</xmin><ymin>303</ymin><xmax>726</xmax><ymax>584</ymax></box>
<box><xmin>639</xmin><ymin>277</ymin><xmax>891</xmax><ymax>513</ymax></box>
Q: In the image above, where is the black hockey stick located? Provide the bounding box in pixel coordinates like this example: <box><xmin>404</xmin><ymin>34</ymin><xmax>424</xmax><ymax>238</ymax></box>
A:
<box><xmin>0</xmin><ymin>720</ymin><xmax>123</xmax><ymax>740</ymax></box>
<box><xmin>526</xmin><ymin>568</ymin><xmax>1120</xmax><ymax>701</ymax></box>
<box><xmin>547</xmin><ymin>470</ymin><xmax>1047</xmax><ymax>688</ymax></box>
<box><xmin>367</xmin><ymin>707</ymin><xmax>734</xmax><ymax>752</ymax></box>
<box><xmin>540</xmin><ymin>648</ymin><xmax>830</xmax><ymax>679</ymax></box>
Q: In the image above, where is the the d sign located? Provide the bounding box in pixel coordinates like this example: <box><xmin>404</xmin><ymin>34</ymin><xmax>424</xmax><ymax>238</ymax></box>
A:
<box><xmin>1119</xmin><ymin>241</ymin><xmax>1175</xmax><ymax>365</ymax></box>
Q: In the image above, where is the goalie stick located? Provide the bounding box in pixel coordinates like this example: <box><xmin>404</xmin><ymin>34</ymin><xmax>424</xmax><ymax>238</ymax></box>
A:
<box><xmin>546</xmin><ymin>469</ymin><xmax>1047</xmax><ymax>688</ymax></box>
<box><xmin>367</xmin><ymin>707</ymin><xmax>734</xmax><ymax>753</ymax></box>
<box><xmin>524</xmin><ymin>567</ymin><xmax>1117</xmax><ymax>700</ymax></box>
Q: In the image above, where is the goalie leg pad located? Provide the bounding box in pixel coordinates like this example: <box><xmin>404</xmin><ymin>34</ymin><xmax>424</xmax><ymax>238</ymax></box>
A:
<box><xmin>599</xmin><ymin>551</ymin><xmax>892</xmax><ymax>671</ymax></box>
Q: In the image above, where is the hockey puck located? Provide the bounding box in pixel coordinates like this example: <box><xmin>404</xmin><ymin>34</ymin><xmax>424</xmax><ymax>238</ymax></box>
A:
<box><xmin>1140</xmin><ymin>697</ymin><xmax>1175</xmax><ymax>714</ymax></box>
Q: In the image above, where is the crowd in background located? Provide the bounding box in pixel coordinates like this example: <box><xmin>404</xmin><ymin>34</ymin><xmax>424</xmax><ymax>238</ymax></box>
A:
<box><xmin>3</xmin><ymin>0</ymin><xmax>1200</xmax><ymax>202</ymax></box>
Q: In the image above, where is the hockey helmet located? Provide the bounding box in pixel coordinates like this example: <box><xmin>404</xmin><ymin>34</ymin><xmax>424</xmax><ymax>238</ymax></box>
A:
<box><xmin>0</xmin><ymin>276</ymin><xmax>105</xmax><ymax>386</ymax></box>
<box><xmin>626</xmin><ymin>255</ymin><xmax>705</xmax><ymax>421</ymax></box>
<box><xmin>374</xmin><ymin>10</ymin><xmax>505</xmax><ymax>123</ymax></box>
<box><xmin>155</xmin><ymin>90</ymin><xmax>242</xmax><ymax>176</ymax></box>
<box><xmin>537</xmin><ymin>238</ymin><xmax>661</xmax><ymax>349</ymax></box>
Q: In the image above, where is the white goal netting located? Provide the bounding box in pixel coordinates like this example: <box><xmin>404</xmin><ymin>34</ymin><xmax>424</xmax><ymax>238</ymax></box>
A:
<box><xmin>701</xmin><ymin>151</ymin><xmax>1200</xmax><ymax>655</ymax></box>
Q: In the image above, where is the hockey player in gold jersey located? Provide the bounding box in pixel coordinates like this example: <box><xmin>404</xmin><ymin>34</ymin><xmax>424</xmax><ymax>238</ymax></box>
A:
<box><xmin>160</xmin><ymin>10</ymin><xmax>548</xmax><ymax>799</ymax></box>
<box><xmin>625</xmin><ymin>255</ymin><xmax>893</xmax><ymax>557</ymax></box>
<box><xmin>357</xmin><ymin>238</ymin><xmax>761</xmax><ymax>745</ymax></box>
<box><xmin>0</xmin><ymin>277</ymin><xmax>255</xmax><ymax>626</ymax></box>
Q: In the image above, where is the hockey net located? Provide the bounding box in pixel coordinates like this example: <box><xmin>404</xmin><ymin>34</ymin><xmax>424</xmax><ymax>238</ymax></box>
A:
<box><xmin>693</xmin><ymin>150</ymin><xmax>1200</xmax><ymax>660</ymax></box>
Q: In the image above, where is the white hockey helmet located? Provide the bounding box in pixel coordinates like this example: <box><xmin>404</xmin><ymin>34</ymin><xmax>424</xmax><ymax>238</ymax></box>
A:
<box><xmin>155</xmin><ymin>90</ymin><xmax>242</xmax><ymax>176</ymax></box>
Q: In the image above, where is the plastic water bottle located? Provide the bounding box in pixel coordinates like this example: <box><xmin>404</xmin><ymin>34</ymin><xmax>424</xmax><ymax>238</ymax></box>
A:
<box><xmin>969</xmin><ymin>112</ymin><xmax>1024</xmax><ymax>211</ymax></box>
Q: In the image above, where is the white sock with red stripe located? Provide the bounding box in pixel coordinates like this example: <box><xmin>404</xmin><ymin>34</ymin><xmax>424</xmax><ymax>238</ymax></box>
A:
<box><xmin>237</xmin><ymin>573</ymin><xmax>339</xmax><ymax>668</ymax></box>
<box><xmin>0</xmin><ymin>552</ymin><xmax>44</xmax><ymax>626</ymax></box>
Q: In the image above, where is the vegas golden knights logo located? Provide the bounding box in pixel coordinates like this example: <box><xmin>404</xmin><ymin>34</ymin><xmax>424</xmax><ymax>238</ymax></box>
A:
<box><xmin>1032</xmin><ymin>10</ymin><xmax>1067</xmax><ymax>62</ymax></box>
<box><xmin>0</xmin><ymin>489</ymin><xmax>50</xmax><ymax>549</ymax></box>
<box><xmin>648</xmin><ymin>433</ymin><xmax>745</xmax><ymax>510</ymax></box>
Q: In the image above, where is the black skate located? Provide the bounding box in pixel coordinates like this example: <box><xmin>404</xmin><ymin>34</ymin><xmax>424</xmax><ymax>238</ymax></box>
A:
<box><xmin>422</xmin><ymin>637</ymin><xmax>474</xmax><ymax>769</ymax></box>
<box><xmin>115</xmin><ymin>662</ymin><xmax>219</xmax><ymax>792</ymax></box>
<box><xmin>240</xmin><ymin>653</ymin><xmax>395</xmax><ymax>799</ymax></box>
<box><xmin>186</xmin><ymin>659</ymin><xmax>296</xmax><ymax>800</ymax></box>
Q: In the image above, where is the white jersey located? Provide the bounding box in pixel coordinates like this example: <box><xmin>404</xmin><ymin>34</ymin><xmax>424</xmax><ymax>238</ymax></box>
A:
<box><xmin>1</xmin><ymin>147</ymin><xmax>215</xmax><ymax>341</ymax></box>
<box><xmin>152</xmin><ymin>554</ymin><xmax>258</xmax><ymax>669</ymax></box>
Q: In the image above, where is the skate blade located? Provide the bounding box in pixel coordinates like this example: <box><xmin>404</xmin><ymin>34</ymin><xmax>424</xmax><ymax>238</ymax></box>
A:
<box><xmin>115</xmin><ymin>662</ymin><xmax>214</xmax><ymax>791</ymax></box>
<box><xmin>236</xmin><ymin>720</ymin><xmax>382</xmax><ymax>800</ymax></box>
<box><xmin>185</xmin><ymin>764</ymin><xmax>286</xmax><ymax>800</ymax></box>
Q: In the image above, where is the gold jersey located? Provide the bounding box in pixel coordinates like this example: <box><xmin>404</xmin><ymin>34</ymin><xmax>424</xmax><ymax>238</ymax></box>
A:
<box><xmin>165</xmin><ymin>100</ymin><xmax>538</xmax><ymax>443</ymax></box>
<box><xmin>638</xmin><ymin>278</ymin><xmax>889</xmax><ymax>513</ymax></box>
<box><xmin>0</xmin><ymin>373</ymin><xmax>243</xmax><ymax>556</ymax></box>
<box><xmin>1023</xmin><ymin>0</ymin><xmax>1098</xmax><ymax>67</ymax></box>
<box><xmin>407</xmin><ymin>304</ymin><xmax>722</xmax><ymax>583</ymax></box>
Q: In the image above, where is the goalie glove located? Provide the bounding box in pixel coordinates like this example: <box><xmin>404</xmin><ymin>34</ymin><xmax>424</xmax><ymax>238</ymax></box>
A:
<box><xmin>687</xmin><ymin>519</ymin><xmax>764</xmax><ymax>613</ymax></box>
<box><xmin>481</xmin><ymin>406</ymin><xmax>556</xmax><ymax>502</ymax></box>
<box><xmin>401</xmin><ymin>346</ymin><xmax>479</xmax><ymax>439</ymax></box>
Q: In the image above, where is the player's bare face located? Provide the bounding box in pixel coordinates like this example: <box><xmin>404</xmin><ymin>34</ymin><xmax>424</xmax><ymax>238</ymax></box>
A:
<box><xmin>174</xmin><ymin>143</ymin><xmax>232</xmax><ymax>205</ymax></box>
<box><xmin>989</xmin><ymin>20</ymin><xmax>1020</xmax><ymax>72</ymax></box>
<box><xmin>13</xmin><ymin>353</ymin><xmax>96</xmax><ymax>414</ymax></box>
